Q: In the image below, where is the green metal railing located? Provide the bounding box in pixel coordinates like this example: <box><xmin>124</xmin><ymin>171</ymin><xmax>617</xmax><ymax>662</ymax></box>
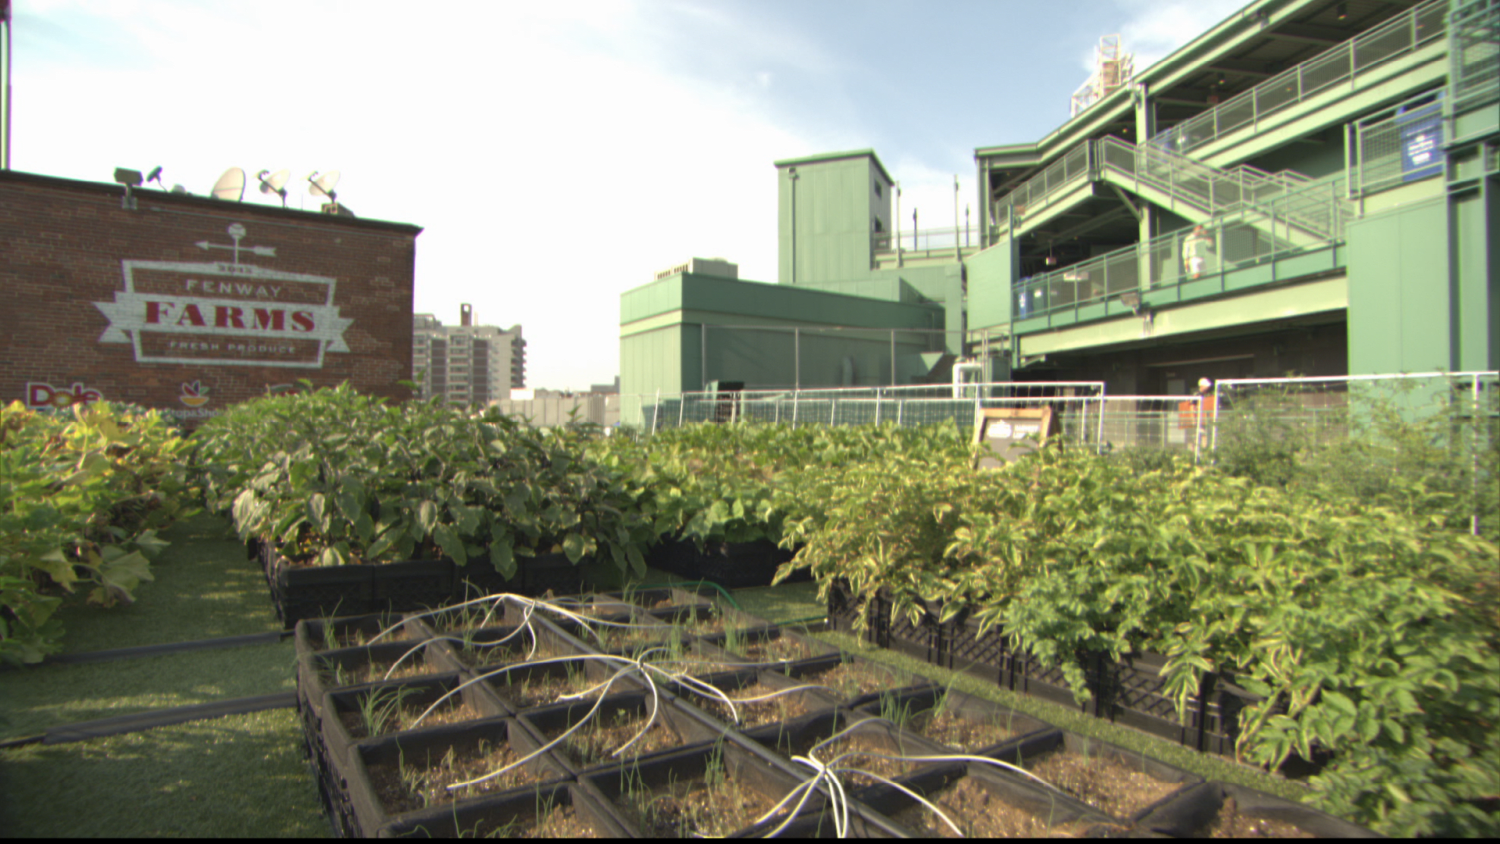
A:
<box><xmin>1154</xmin><ymin>0</ymin><xmax>1448</xmax><ymax>156</ymax></box>
<box><xmin>1013</xmin><ymin>176</ymin><xmax>1347</xmax><ymax>325</ymax></box>
<box><xmin>1350</xmin><ymin>89</ymin><xmax>1446</xmax><ymax>196</ymax></box>
<box><xmin>1451</xmin><ymin>0</ymin><xmax>1500</xmax><ymax>112</ymax></box>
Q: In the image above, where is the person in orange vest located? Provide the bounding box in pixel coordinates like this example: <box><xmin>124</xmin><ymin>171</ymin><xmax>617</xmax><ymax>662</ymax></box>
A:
<box><xmin>1178</xmin><ymin>377</ymin><xmax>1218</xmax><ymax>447</ymax></box>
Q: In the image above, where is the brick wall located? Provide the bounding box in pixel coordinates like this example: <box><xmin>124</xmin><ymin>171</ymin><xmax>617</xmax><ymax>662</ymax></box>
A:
<box><xmin>0</xmin><ymin>171</ymin><xmax>422</xmax><ymax>426</ymax></box>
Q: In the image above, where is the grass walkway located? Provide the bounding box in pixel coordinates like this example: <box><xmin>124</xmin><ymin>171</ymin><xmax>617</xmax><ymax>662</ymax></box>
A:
<box><xmin>0</xmin><ymin>513</ymin><xmax>328</xmax><ymax>837</ymax></box>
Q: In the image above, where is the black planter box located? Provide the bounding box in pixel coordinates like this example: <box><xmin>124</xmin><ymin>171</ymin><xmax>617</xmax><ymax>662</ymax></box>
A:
<box><xmin>1133</xmin><ymin>781</ymin><xmax>1382</xmax><ymax>838</ymax></box>
<box><xmin>518</xmin><ymin>690</ymin><xmax>723</xmax><ymax>776</ymax></box>
<box><xmin>340</xmin><ymin>716</ymin><xmax>573</xmax><ymax>837</ymax></box>
<box><xmin>700</xmin><ymin>625</ymin><xmax>841</xmax><ymax>671</ymax></box>
<box><xmin>749</xmin><ymin>708</ymin><xmax>958</xmax><ymax>794</ymax></box>
<box><xmin>986</xmin><ymin>729</ymin><xmax>1204</xmax><ymax>824</ymax></box>
<box><xmin>870</xmin><ymin>590</ymin><xmax>943</xmax><ymax>664</ymax></box>
<box><xmin>779</xmin><ymin>653</ymin><xmax>936</xmax><ymax>710</ymax></box>
<box><xmin>1003</xmin><ymin>647</ymin><xmax>1101</xmax><ymax>714</ymax></box>
<box><xmin>825</xmin><ymin>578</ymin><xmax>886</xmax><ymax>645</ymax></box>
<box><xmin>272</xmin><ymin>558</ymin><xmax>375</xmax><ymax>629</ymax></box>
<box><xmin>850</xmin><ymin>686</ymin><xmax>1054</xmax><ymax>758</ymax></box>
<box><xmin>318</xmin><ymin>673</ymin><xmax>509</xmax><ymax>773</ymax></box>
<box><xmin>675</xmin><ymin>667</ymin><xmax>845</xmax><ymax>732</ymax></box>
<box><xmin>292</xmin><ymin>613</ymin><xmax>420</xmax><ymax>661</ymax></box>
<box><xmin>450</xmin><ymin>551</ymin><xmax>590</xmax><ymax>603</ymax></box>
<box><xmin>372</xmin><ymin>781</ymin><xmax>634</xmax><ymax>838</ymax></box>
<box><xmin>369</xmin><ymin>558</ymin><xmax>454</xmax><ymax>615</ymax></box>
<box><xmin>581</xmin><ymin>736</ymin><xmax>822</xmax><ymax>838</ymax></box>
<box><xmin>857</xmin><ymin>760</ymin><xmax>1119</xmax><ymax>837</ymax></box>
<box><xmin>1095</xmin><ymin>650</ymin><xmax>1212</xmax><ymax>749</ymax></box>
<box><xmin>648</xmin><ymin>536</ymin><xmax>807</xmax><ymax>589</ymax></box>
<box><xmin>935</xmin><ymin>613</ymin><xmax>1010</xmax><ymax>685</ymax></box>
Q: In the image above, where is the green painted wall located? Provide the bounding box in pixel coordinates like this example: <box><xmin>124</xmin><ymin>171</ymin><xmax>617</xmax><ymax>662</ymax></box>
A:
<box><xmin>967</xmin><ymin>240</ymin><xmax>1015</xmax><ymax>332</ymax></box>
<box><xmin>776</xmin><ymin>152</ymin><xmax>892</xmax><ymax>286</ymax></box>
<box><xmin>619</xmin><ymin>271</ymin><xmax>944</xmax><ymax>402</ymax></box>
<box><xmin>1347</xmin><ymin>198</ymin><xmax>1452</xmax><ymax>373</ymax></box>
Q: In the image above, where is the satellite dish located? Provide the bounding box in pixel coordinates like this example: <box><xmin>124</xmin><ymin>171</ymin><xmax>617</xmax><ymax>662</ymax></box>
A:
<box><xmin>257</xmin><ymin>168</ymin><xmax>291</xmax><ymax>206</ymax></box>
<box><xmin>146</xmin><ymin>166</ymin><xmax>164</xmax><ymax>187</ymax></box>
<box><xmin>308</xmin><ymin>170</ymin><xmax>340</xmax><ymax>202</ymax></box>
<box><xmin>211</xmin><ymin>168</ymin><xmax>246</xmax><ymax>201</ymax></box>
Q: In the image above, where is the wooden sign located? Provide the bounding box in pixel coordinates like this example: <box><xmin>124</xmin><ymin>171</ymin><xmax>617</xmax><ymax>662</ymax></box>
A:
<box><xmin>973</xmin><ymin>407</ymin><xmax>1054</xmax><ymax>469</ymax></box>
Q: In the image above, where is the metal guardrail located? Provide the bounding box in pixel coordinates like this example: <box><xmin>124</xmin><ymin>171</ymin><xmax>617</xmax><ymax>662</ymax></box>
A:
<box><xmin>1451</xmin><ymin>0</ymin><xmax>1500</xmax><ymax>112</ymax></box>
<box><xmin>1013</xmin><ymin>175</ymin><xmax>1347</xmax><ymax>324</ymax></box>
<box><xmin>1153</xmin><ymin>0</ymin><xmax>1448</xmax><ymax>156</ymax></box>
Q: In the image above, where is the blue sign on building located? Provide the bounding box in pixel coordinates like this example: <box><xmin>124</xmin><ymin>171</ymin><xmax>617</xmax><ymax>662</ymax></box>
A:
<box><xmin>1397</xmin><ymin>97</ymin><xmax>1443</xmax><ymax>182</ymax></box>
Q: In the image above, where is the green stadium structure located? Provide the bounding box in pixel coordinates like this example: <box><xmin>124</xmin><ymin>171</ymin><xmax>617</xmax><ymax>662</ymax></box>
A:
<box><xmin>621</xmin><ymin>0</ymin><xmax>1497</xmax><ymax>409</ymax></box>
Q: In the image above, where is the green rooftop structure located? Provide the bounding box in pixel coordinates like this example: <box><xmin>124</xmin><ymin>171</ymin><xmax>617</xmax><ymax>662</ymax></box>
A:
<box><xmin>621</xmin><ymin>0</ymin><xmax>1498</xmax><ymax>403</ymax></box>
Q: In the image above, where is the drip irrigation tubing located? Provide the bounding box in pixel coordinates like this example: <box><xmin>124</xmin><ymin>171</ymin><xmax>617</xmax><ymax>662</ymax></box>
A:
<box><xmin>0</xmin><ymin>630</ymin><xmax>293</xmax><ymax>671</ymax></box>
<box><xmin>0</xmin><ymin>692</ymin><xmax>297</xmax><ymax>749</ymax></box>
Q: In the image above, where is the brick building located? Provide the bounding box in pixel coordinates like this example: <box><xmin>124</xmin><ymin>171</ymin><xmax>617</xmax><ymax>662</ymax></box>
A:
<box><xmin>0</xmin><ymin>170</ymin><xmax>423</xmax><ymax>424</ymax></box>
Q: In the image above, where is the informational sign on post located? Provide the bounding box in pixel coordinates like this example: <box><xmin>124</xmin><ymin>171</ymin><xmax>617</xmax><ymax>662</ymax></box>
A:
<box><xmin>973</xmin><ymin>407</ymin><xmax>1054</xmax><ymax>468</ymax></box>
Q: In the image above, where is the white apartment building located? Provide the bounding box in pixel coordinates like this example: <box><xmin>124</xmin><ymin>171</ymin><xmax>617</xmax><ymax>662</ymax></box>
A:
<box><xmin>412</xmin><ymin>305</ymin><xmax>526</xmax><ymax>405</ymax></box>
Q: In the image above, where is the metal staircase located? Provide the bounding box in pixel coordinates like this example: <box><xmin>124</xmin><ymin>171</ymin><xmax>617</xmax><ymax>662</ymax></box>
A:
<box><xmin>991</xmin><ymin>137</ymin><xmax>1353</xmax><ymax>249</ymax></box>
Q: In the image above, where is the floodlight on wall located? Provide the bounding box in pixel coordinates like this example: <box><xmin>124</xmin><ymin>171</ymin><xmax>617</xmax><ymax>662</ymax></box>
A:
<box><xmin>257</xmin><ymin>169</ymin><xmax>291</xmax><ymax>206</ymax></box>
<box><xmin>114</xmin><ymin>167</ymin><xmax>143</xmax><ymax>209</ymax></box>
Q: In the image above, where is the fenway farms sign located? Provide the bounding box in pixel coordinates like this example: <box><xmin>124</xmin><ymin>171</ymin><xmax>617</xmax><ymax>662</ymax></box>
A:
<box><xmin>94</xmin><ymin>224</ymin><xmax>353</xmax><ymax>368</ymax></box>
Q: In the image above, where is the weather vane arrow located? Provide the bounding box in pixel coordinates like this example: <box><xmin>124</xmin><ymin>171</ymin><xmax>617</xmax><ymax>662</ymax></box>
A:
<box><xmin>194</xmin><ymin>223</ymin><xmax>275</xmax><ymax>263</ymax></box>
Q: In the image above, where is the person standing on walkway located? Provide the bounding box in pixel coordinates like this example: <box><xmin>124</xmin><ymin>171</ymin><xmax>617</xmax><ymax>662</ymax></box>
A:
<box><xmin>1183</xmin><ymin>225</ymin><xmax>1214</xmax><ymax>280</ymax></box>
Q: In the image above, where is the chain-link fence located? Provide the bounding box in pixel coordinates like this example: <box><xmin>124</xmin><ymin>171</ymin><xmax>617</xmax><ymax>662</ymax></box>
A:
<box><xmin>1211</xmin><ymin>372</ymin><xmax>1499</xmax><ymax>534</ymax></box>
<box><xmin>619</xmin><ymin>382</ymin><xmax>1106</xmax><ymax>434</ymax></box>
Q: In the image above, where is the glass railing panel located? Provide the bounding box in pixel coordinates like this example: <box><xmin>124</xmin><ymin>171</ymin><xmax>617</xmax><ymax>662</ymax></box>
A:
<box><xmin>1299</xmin><ymin>47</ymin><xmax>1352</xmax><ymax>97</ymax></box>
<box><xmin>1103</xmin><ymin>251</ymin><xmax>1139</xmax><ymax>295</ymax></box>
<box><xmin>1414</xmin><ymin>1</ymin><xmax>1447</xmax><ymax>47</ymax></box>
<box><xmin>1355</xmin><ymin>20</ymin><xmax>1415</xmax><ymax>69</ymax></box>
<box><xmin>1213</xmin><ymin>98</ymin><xmax>1256</xmax><ymax>140</ymax></box>
<box><xmin>1256</xmin><ymin>75</ymin><xmax>1301</xmax><ymax>117</ymax></box>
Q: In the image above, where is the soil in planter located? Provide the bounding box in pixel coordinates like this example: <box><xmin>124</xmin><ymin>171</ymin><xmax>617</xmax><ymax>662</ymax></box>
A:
<box><xmin>811</xmin><ymin>661</ymin><xmax>914</xmax><ymax>703</ymax></box>
<box><xmin>451</xmin><ymin>634</ymin><xmax>568</xmax><ymax>670</ymax></box>
<box><xmin>587</xmin><ymin>623</ymin><xmax>674</xmax><ymax>652</ymax></box>
<box><xmin>613</xmin><ymin>755</ymin><xmax>789</xmax><ymax>838</ymax></box>
<box><xmin>543</xmin><ymin>707</ymin><xmax>681</xmax><ymax>768</ymax></box>
<box><xmin>890</xmin><ymin>777</ymin><xmax>1117</xmax><ymax>838</ymax></box>
<box><xmin>318</xmin><ymin>653</ymin><xmax>434</xmax><ymax>686</ymax></box>
<box><xmin>452</xmin><ymin>803</ymin><xmax>600</xmax><ymax>839</ymax></box>
<box><xmin>338</xmin><ymin>693</ymin><xmax>482</xmax><ymax>740</ymax></box>
<box><xmin>311</xmin><ymin>618</ymin><xmax>409</xmax><ymax>651</ymax></box>
<box><xmin>695</xmin><ymin>681</ymin><xmax>815</xmax><ymax>729</ymax></box>
<box><xmin>1026</xmin><ymin>748</ymin><xmax>1184</xmax><ymax>820</ymax></box>
<box><xmin>1194</xmin><ymin>797</ymin><xmax>1314</xmax><ymax>839</ymax></box>
<box><xmin>812</xmin><ymin>733</ymin><xmax>930</xmax><ymax>788</ymax></box>
<box><xmin>367</xmin><ymin>738</ymin><xmax>554</xmax><ymax>814</ymax></box>
<box><xmin>725</xmin><ymin>634</ymin><xmax>819</xmax><ymax>665</ymax></box>
<box><xmin>486</xmin><ymin>663</ymin><xmax>599</xmax><ymax>710</ymax></box>
<box><xmin>901</xmin><ymin>707</ymin><xmax>1020</xmax><ymax>754</ymax></box>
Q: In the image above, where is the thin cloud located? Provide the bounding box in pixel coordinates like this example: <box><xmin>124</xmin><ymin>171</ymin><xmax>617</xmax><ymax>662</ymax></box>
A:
<box><xmin>1085</xmin><ymin>0</ymin><xmax>1250</xmax><ymax>74</ymax></box>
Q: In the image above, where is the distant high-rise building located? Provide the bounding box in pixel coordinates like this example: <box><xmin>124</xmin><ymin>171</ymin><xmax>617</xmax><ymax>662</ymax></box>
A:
<box><xmin>412</xmin><ymin>305</ymin><xmax>526</xmax><ymax>405</ymax></box>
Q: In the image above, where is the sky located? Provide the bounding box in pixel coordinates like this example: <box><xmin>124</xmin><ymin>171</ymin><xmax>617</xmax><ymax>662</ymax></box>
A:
<box><xmin>9</xmin><ymin>0</ymin><xmax>1247</xmax><ymax>391</ymax></box>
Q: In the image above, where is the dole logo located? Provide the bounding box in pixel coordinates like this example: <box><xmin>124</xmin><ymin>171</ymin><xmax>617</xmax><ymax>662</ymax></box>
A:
<box><xmin>26</xmin><ymin>382</ymin><xmax>104</xmax><ymax>410</ymax></box>
<box><xmin>179</xmin><ymin>380</ymin><xmax>212</xmax><ymax>408</ymax></box>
